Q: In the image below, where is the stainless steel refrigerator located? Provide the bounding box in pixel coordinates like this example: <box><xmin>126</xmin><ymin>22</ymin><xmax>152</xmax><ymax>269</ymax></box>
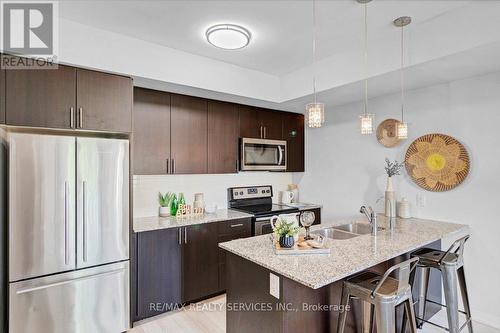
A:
<box><xmin>8</xmin><ymin>133</ymin><xmax>130</xmax><ymax>333</ymax></box>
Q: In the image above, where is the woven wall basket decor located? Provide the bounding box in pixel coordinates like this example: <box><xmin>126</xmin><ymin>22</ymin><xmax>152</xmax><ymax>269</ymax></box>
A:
<box><xmin>405</xmin><ymin>134</ymin><xmax>470</xmax><ymax>192</ymax></box>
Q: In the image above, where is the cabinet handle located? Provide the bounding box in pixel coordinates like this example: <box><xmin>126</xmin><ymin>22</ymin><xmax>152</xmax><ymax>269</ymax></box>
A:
<box><xmin>166</xmin><ymin>159</ymin><xmax>169</xmax><ymax>174</ymax></box>
<box><xmin>78</xmin><ymin>107</ymin><xmax>83</xmax><ymax>128</ymax></box>
<box><xmin>264</xmin><ymin>127</ymin><xmax>267</xmax><ymax>139</ymax></box>
<box><xmin>70</xmin><ymin>107</ymin><xmax>75</xmax><ymax>128</ymax></box>
<box><xmin>230</xmin><ymin>223</ymin><xmax>244</xmax><ymax>228</ymax></box>
<box><xmin>82</xmin><ymin>180</ymin><xmax>88</xmax><ymax>262</ymax></box>
<box><xmin>64</xmin><ymin>181</ymin><xmax>70</xmax><ymax>265</ymax></box>
<box><xmin>236</xmin><ymin>159</ymin><xmax>239</xmax><ymax>171</ymax></box>
<box><xmin>260</xmin><ymin>126</ymin><xmax>263</xmax><ymax>139</ymax></box>
<box><xmin>172</xmin><ymin>159</ymin><xmax>175</xmax><ymax>174</ymax></box>
<box><xmin>178</xmin><ymin>228</ymin><xmax>182</xmax><ymax>245</ymax></box>
<box><xmin>184</xmin><ymin>227</ymin><xmax>187</xmax><ymax>244</ymax></box>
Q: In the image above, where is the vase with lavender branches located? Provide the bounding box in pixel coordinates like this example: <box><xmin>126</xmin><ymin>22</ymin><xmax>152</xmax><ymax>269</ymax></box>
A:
<box><xmin>384</xmin><ymin>158</ymin><xmax>404</xmax><ymax>218</ymax></box>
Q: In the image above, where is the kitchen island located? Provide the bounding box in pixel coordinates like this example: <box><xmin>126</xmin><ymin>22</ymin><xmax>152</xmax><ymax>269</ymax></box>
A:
<box><xmin>219</xmin><ymin>216</ymin><xmax>469</xmax><ymax>333</ymax></box>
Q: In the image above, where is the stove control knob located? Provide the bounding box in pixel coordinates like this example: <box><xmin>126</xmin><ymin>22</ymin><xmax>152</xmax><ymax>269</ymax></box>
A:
<box><xmin>266</xmin><ymin>190</ymin><xmax>270</xmax><ymax>193</ymax></box>
<box><xmin>234</xmin><ymin>192</ymin><xmax>238</xmax><ymax>196</ymax></box>
<box><xmin>239</xmin><ymin>191</ymin><xmax>244</xmax><ymax>195</ymax></box>
<box><xmin>261</xmin><ymin>190</ymin><xmax>265</xmax><ymax>194</ymax></box>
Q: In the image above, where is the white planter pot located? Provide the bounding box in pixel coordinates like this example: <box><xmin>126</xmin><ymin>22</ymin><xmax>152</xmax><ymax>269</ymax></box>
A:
<box><xmin>159</xmin><ymin>206</ymin><xmax>170</xmax><ymax>217</ymax></box>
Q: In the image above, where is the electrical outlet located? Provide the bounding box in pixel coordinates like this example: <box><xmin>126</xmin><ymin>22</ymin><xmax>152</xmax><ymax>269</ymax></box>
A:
<box><xmin>416</xmin><ymin>194</ymin><xmax>426</xmax><ymax>208</ymax></box>
<box><xmin>269</xmin><ymin>273</ymin><xmax>280</xmax><ymax>299</ymax></box>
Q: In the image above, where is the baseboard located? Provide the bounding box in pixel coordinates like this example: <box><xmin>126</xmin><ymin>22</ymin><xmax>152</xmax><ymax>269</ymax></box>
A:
<box><xmin>472</xmin><ymin>309</ymin><xmax>500</xmax><ymax>330</ymax></box>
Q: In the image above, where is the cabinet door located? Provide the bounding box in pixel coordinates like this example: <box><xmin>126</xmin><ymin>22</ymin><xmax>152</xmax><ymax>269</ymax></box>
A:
<box><xmin>133</xmin><ymin>88</ymin><xmax>171</xmax><ymax>175</ymax></box>
<box><xmin>170</xmin><ymin>94</ymin><xmax>207</xmax><ymax>174</ymax></box>
<box><xmin>239</xmin><ymin>105</ymin><xmax>262</xmax><ymax>139</ymax></box>
<box><xmin>182</xmin><ymin>223</ymin><xmax>219</xmax><ymax>303</ymax></box>
<box><xmin>208</xmin><ymin>101</ymin><xmax>239</xmax><ymax>173</ymax></box>
<box><xmin>76</xmin><ymin>69</ymin><xmax>132</xmax><ymax>133</ymax></box>
<box><xmin>137</xmin><ymin>228</ymin><xmax>182</xmax><ymax>320</ymax></box>
<box><xmin>283</xmin><ymin>112</ymin><xmax>305</xmax><ymax>172</ymax></box>
<box><xmin>6</xmin><ymin>63</ymin><xmax>76</xmax><ymax>128</ymax></box>
<box><xmin>0</xmin><ymin>59</ymin><xmax>4</xmax><ymax>124</ymax></box>
<box><xmin>260</xmin><ymin>109</ymin><xmax>283</xmax><ymax>140</ymax></box>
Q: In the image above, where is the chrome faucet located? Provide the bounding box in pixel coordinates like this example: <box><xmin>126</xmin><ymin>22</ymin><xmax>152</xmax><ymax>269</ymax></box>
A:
<box><xmin>360</xmin><ymin>205</ymin><xmax>378</xmax><ymax>236</ymax></box>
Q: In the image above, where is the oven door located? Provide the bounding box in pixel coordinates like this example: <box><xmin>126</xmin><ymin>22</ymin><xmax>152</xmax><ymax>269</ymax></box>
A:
<box><xmin>240</xmin><ymin>138</ymin><xmax>286</xmax><ymax>171</ymax></box>
<box><xmin>254</xmin><ymin>217</ymin><xmax>275</xmax><ymax>236</ymax></box>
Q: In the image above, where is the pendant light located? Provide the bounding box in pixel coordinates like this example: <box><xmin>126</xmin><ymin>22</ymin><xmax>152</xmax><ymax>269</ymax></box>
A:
<box><xmin>357</xmin><ymin>0</ymin><xmax>374</xmax><ymax>134</ymax></box>
<box><xmin>394</xmin><ymin>16</ymin><xmax>411</xmax><ymax>139</ymax></box>
<box><xmin>306</xmin><ymin>0</ymin><xmax>325</xmax><ymax>128</ymax></box>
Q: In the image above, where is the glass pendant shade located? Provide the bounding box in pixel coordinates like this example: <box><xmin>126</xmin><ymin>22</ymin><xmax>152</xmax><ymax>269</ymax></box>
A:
<box><xmin>359</xmin><ymin>114</ymin><xmax>374</xmax><ymax>134</ymax></box>
<box><xmin>306</xmin><ymin>102</ymin><xmax>325</xmax><ymax>128</ymax></box>
<box><xmin>396</xmin><ymin>122</ymin><xmax>408</xmax><ymax>139</ymax></box>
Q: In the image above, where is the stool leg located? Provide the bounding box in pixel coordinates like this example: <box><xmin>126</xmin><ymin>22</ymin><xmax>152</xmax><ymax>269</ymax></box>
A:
<box><xmin>337</xmin><ymin>287</ymin><xmax>350</xmax><ymax>333</ymax></box>
<box><xmin>404</xmin><ymin>298</ymin><xmax>418</xmax><ymax>333</ymax></box>
<box><xmin>442</xmin><ymin>264</ymin><xmax>460</xmax><ymax>333</ymax></box>
<box><xmin>457</xmin><ymin>266</ymin><xmax>473</xmax><ymax>333</ymax></box>
<box><xmin>401</xmin><ymin>268</ymin><xmax>418</xmax><ymax>333</ymax></box>
<box><xmin>375</xmin><ymin>302</ymin><xmax>396</xmax><ymax>333</ymax></box>
<box><xmin>416</xmin><ymin>266</ymin><xmax>430</xmax><ymax>329</ymax></box>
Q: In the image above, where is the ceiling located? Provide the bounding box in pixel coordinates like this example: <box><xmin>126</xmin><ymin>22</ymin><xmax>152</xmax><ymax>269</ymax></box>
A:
<box><xmin>59</xmin><ymin>0</ymin><xmax>469</xmax><ymax>76</ymax></box>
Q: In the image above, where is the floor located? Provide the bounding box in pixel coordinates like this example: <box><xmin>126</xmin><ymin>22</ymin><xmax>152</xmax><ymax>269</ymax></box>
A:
<box><xmin>129</xmin><ymin>295</ymin><xmax>499</xmax><ymax>333</ymax></box>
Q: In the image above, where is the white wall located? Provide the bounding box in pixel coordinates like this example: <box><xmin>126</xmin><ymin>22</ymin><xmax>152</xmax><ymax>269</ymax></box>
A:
<box><xmin>133</xmin><ymin>172</ymin><xmax>293</xmax><ymax>218</ymax></box>
<box><xmin>295</xmin><ymin>71</ymin><xmax>500</xmax><ymax>328</ymax></box>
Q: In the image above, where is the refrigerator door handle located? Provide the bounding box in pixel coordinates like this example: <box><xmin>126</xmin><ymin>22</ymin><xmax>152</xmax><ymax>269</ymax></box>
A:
<box><xmin>16</xmin><ymin>268</ymin><xmax>126</xmax><ymax>295</ymax></box>
<box><xmin>64</xmin><ymin>181</ymin><xmax>70</xmax><ymax>265</ymax></box>
<box><xmin>83</xmin><ymin>180</ymin><xmax>88</xmax><ymax>262</ymax></box>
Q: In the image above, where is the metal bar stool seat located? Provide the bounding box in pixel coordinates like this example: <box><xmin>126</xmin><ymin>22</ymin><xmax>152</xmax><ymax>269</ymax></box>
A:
<box><xmin>406</xmin><ymin>235</ymin><xmax>472</xmax><ymax>333</ymax></box>
<box><xmin>337</xmin><ymin>257</ymin><xmax>419</xmax><ymax>333</ymax></box>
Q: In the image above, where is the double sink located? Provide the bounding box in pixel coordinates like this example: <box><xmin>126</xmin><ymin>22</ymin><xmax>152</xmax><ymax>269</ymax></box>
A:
<box><xmin>312</xmin><ymin>222</ymin><xmax>382</xmax><ymax>240</ymax></box>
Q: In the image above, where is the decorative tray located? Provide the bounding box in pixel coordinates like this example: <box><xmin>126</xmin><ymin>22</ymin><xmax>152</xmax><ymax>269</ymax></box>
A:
<box><xmin>273</xmin><ymin>235</ymin><xmax>330</xmax><ymax>255</ymax></box>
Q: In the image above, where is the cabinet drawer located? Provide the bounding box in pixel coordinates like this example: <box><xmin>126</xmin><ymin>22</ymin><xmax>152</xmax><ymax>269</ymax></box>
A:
<box><xmin>217</xmin><ymin>218</ymin><xmax>251</xmax><ymax>236</ymax></box>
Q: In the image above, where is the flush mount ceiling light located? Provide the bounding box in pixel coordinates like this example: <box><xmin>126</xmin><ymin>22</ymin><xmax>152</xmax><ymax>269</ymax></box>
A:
<box><xmin>205</xmin><ymin>24</ymin><xmax>251</xmax><ymax>50</ymax></box>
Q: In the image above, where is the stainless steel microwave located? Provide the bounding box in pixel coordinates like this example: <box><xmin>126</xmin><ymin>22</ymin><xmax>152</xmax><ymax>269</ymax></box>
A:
<box><xmin>240</xmin><ymin>138</ymin><xmax>287</xmax><ymax>171</ymax></box>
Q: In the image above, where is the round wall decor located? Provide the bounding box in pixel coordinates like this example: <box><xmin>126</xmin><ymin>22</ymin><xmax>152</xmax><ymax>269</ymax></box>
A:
<box><xmin>376</xmin><ymin>119</ymin><xmax>402</xmax><ymax>147</ymax></box>
<box><xmin>405</xmin><ymin>134</ymin><xmax>470</xmax><ymax>192</ymax></box>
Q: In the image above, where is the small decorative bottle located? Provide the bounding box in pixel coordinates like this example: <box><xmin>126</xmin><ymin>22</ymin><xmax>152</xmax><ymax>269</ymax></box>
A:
<box><xmin>170</xmin><ymin>194</ymin><xmax>178</xmax><ymax>216</ymax></box>
<box><xmin>178</xmin><ymin>193</ymin><xmax>186</xmax><ymax>205</ymax></box>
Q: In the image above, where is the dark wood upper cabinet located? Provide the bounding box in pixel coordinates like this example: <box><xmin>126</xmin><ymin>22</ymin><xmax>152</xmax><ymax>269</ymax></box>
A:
<box><xmin>239</xmin><ymin>105</ymin><xmax>262</xmax><ymax>139</ymax></box>
<box><xmin>6</xmin><ymin>63</ymin><xmax>76</xmax><ymax>128</ymax></box>
<box><xmin>239</xmin><ymin>105</ymin><xmax>283</xmax><ymax>140</ymax></box>
<box><xmin>133</xmin><ymin>88</ymin><xmax>171</xmax><ymax>175</ymax></box>
<box><xmin>260</xmin><ymin>110</ymin><xmax>283</xmax><ymax>140</ymax></box>
<box><xmin>76</xmin><ymin>69</ymin><xmax>132</xmax><ymax>133</ymax></box>
<box><xmin>136</xmin><ymin>228</ymin><xmax>182</xmax><ymax>321</ymax></box>
<box><xmin>0</xmin><ymin>56</ymin><xmax>5</xmax><ymax>124</ymax></box>
<box><xmin>170</xmin><ymin>94</ymin><xmax>208</xmax><ymax>174</ymax></box>
<box><xmin>182</xmin><ymin>223</ymin><xmax>219</xmax><ymax>303</ymax></box>
<box><xmin>283</xmin><ymin>112</ymin><xmax>305</xmax><ymax>172</ymax></box>
<box><xmin>208</xmin><ymin>101</ymin><xmax>239</xmax><ymax>173</ymax></box>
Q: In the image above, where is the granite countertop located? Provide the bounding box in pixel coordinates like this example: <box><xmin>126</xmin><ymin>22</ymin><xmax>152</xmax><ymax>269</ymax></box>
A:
<box><xmin>219</xmin><ymin>215</ymin><xmax>469</xmax><ymax>289</ymax></box>
<box><xmin>134</xmin><ymin>209</ymin><xmax>254</xmax><ymax>233</ymax></box>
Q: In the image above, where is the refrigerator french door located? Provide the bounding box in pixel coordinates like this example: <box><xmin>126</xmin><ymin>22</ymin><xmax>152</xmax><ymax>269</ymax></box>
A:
<box><xmin>8</xmin><ymin>133</ymin><xmax>130</xmax><ymax>333</ymax></box>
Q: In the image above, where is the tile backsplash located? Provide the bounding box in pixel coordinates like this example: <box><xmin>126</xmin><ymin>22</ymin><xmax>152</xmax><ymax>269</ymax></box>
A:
<box><xmin>133</xmin><ymin>172</ymin><xmax>293</xmax><ymax>217</ymax></box>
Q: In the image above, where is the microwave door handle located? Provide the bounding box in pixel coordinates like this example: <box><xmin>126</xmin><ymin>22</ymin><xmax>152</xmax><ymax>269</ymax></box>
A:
<box><xmin>278</xmin><ymin>145</ymin><xmax>283</xmax><ymax>166</ymax></box>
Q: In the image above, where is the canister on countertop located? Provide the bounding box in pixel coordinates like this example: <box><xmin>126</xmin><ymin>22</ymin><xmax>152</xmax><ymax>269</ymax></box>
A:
<box><xmin>397</xmin><ymin>197</ymin><xmax>411</xmax><ymax>218</ymax></box>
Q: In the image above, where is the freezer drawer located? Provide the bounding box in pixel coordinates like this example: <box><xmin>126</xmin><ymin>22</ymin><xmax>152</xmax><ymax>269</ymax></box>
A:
<box><xmin>9</xmin><ymin>133</ymin><xmax>76</xmax><ymax>281</ymax></box>
<box><xmin>9</xmin><ymin>261</ymin><xmax>130</xmax><ymax>333</ymax></box>
<box><xmin>77</xmin><ymin>137</ymin><xmax>129</xmax><ymax>268</ymax></box>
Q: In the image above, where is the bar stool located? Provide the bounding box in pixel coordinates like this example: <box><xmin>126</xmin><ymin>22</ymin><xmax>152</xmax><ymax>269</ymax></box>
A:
<box><xmin>337</xmin><ymin>257</ymin><xmax>419</xmax><ymax>333</ymax></box>
<box><xmin>404</xmin><ymin>235</ymin><xmax>472</xmax><ymax>333</ymax></box>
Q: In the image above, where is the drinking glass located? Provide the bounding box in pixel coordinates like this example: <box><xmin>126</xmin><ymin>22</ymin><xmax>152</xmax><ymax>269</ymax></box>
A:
<box><xmin>300</xmin><ymin>211</ymin><xmax>315</xmax><ymax>240</ymax></box>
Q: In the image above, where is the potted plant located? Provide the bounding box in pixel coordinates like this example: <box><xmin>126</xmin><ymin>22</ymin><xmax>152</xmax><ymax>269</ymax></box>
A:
<box><xmin>273</xmin><ymin>218</ymin><xmax>300</xmax><ymax>248</ymax></box>
<box><xmin>158</xmin><ymin>192</ymin><xmax>174</xmax><ymax>217</ymax></box>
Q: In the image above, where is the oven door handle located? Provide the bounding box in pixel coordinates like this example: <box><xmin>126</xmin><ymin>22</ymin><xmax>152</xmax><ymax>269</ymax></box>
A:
<box><xmin>255</xmin><ymin>216</ymin><xmax>272</xmax><ymax>222</ymax></box>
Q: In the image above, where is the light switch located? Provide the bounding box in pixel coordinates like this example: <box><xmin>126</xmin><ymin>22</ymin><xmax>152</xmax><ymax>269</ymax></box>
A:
<box><xmin>269</xmin><ymin>273</ymin><xmax>280</xmax><ymax>299</ymax></box>
<box><xmin>416</xmin><ymin>194</ymin><xmax>426</xmax><ymax>208</ymax></box>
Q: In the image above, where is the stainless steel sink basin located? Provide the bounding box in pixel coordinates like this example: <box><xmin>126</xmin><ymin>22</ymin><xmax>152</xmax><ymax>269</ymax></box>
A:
<box><xmin>332</xmin><ymin>222</ymin><xmax>382</xmax><ymax>235</ymax></box>
<box><xmin>312</xmin><ymin>228</ymin><xmax>359</xmax><ymax>240</ymax></box>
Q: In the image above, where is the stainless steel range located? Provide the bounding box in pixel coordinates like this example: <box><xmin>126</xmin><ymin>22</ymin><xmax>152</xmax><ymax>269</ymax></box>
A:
<box><xmin>228</xmin><ymin>185</ymin><xmax>299</xmax><ymax>235</ymax></box>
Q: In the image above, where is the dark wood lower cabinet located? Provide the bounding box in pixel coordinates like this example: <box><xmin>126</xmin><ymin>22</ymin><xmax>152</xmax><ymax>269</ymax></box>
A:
<box><xmin>134</xmin><ymin>218</ymin><xmax>252</xmax><ymax>322</ymax></box>
<box><xmin>0</xmin><ymin>61</ymin><xmax>4</xmax><ymax>124</ymax></box>
<box><xmin>182</xmin><ymin>223</ymin><xmax>219</xmax><ymax>303</ymax></box>
<box><xmin>136</xmin><ymin>228</ymin><xmax>182</xmax><ymax>321</ymax></box>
